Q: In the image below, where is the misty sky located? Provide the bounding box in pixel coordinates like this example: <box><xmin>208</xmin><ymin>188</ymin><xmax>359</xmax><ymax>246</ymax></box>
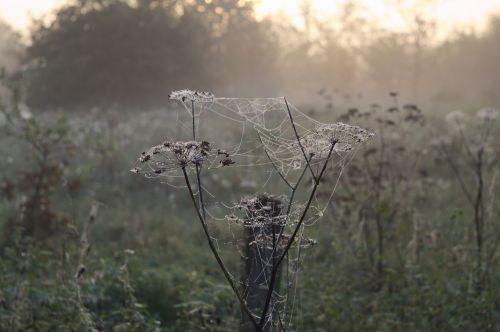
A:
<box><xmin>1</xmin><ymin>0</ymin><xmax>500</xmax><ymax>36</ymax></box>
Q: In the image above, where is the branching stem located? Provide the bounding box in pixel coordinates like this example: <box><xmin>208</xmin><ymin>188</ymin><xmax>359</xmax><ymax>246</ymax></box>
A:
<box><xmin>258</xmin><ymin>141</ymin><xmax>336</xmax><ymax>328</ymax></box>
<box><xmin>181</xmin><ymin>168</ymin><xmax>259</xmax><ymax>328</ymax></box>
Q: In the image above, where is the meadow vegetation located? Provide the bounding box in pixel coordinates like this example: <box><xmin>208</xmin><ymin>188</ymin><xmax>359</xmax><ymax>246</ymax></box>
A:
<box><xmin>0</xmin><ymin>84</ymin><xmax>498</xmax><ymax>331</ymax></box>
<box><xmin>0</xmin><ymin>0</ymin><xmax>499</xmax><ymax>331</ymax></box>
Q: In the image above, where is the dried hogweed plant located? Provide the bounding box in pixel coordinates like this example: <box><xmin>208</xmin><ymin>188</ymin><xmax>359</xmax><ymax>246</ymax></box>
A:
<box><xmin>319</xmin><ymin>91</ymin><xmax>428</xmax><ymax>288</ymax></box>
<box><xmin>439</xmin><ymin>107</ymin><xmax>499</xmax><ymax>293</ymax></box>
<box><xmin>132</xmin><ymin>90</ymin><xmax>373</xmax><ymax>331</ymax></box>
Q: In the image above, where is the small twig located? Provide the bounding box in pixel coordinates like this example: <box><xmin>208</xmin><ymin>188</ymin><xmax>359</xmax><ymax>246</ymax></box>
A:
<box><xmin>191</xmin><ymin>100</ymin><xmax>196</xmax><ymax>140</ymax></box>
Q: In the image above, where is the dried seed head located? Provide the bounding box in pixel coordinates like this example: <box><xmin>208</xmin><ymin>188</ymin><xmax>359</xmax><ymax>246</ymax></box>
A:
<box><xmin>220</xmin><ymin>158</ymin><xmax>235</xmax><ymax>167</ymax></box>
<box><xmin>445</xmin><ymin>110</ymin><xmax>468</xmax><ymax>125</ymax></box>
<box><xmin>132</xmin><ymin>140</ymin><xmax>230</xmax><ymax>178</ymax></box>
<box><xmin>230</xmin><ymin>194</ymin><xmax>288</xmax><ymax>228</ymax></box>
<box><xmin>293</xmin><ymin>123</ymin><xmax>374</xmax><ymax>168</ymax></box>
<box><xmin>477</xmin><ymin>107</ymin><xmax>499</xmax><ymax>121</ymax></box>
<box><xmin>168</xmin><ymin>89</ymin><xmax>215</xmax><ymax>103</ymax></box>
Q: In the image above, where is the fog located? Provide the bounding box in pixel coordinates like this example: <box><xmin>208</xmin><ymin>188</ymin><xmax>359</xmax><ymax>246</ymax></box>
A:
<box><xmin>0</xmin><ymin>1</ymin><xmax>499</xmax><ymax>331</ymax></box>
<box><xmin>1</xmin><ymin>0</ymin><xmax>499</xmax><ymax>110</ymax></box>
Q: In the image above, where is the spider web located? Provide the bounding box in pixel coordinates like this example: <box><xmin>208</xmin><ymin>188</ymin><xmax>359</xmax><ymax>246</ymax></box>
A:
<box><xmin>132</xmin><ymin>91</ymin><xmax>373</xmax><ymax>330</ymax></box>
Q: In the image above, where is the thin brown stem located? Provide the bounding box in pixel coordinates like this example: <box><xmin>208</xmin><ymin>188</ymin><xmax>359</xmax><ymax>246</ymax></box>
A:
<box><xmin>284</xmin><ymin>98</ymin><xmax>317</xmax><ymax>182</ymax></box>
<box><xmin>259</xmin><ymin>142</ymin><xmax>336</xmax><ymax>328</ymax></box>
<box><xmin>440</xmin><ymin>142</ymin><xmax>474</xmax><ymax>205</ymax></box>
<box><xmin>473</xmin><ymin>148</ymin><xmax>484</xmax><ymax>292</ymax></box>
<box><xmin>181</xmin><ymin>168</ymin><xmax>259</xmax><ymax>328</ymax></box>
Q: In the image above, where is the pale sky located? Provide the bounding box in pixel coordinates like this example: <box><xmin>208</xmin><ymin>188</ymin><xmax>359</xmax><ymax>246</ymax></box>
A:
<box><xmin>1</xmin><ymin>0</ymin><xmax>500</xmax><ymax>35</ymax></box>
<box><xmin>0</xmin><ymin>0</ymin><xmax>64</xmax><ymax>32</ymax></box>
<box><xmin>256</xmin><ymin>0</ymin><xmax>500</xmax><ymax>35</ymax></box>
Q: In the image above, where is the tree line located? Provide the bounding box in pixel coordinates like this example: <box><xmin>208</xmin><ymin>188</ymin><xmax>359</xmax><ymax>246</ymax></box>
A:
<box><xmin>1</xmin><ymin>0</ymin><xmax>499</xmax><ymax>110</ymax></box>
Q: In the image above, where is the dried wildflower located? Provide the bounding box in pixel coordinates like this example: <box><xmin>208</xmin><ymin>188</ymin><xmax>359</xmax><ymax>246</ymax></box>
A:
<box><xmin>445</xmin><ymin>110</ymin><xmax>468</xmax><ymax>130</ymax></box>
<box><xmin>168</xmin><ymin>89</ymin><xmax>215</xmax><ymax>102</ymax></box>
<box><xmin>231</xmin><ymin>194</ymin><xmax>288</xmax><ymax>228</ymax></box>
<box><xmin>298</xmin><ymin>123</ymin><xmax>374</xmax><ymax>163</ymax></box>
<box><xmin>217</xmin><ymin>149</ymin><xmax>230</xmax><ymax>157</ymax></box>
<box><xmin>476</xmin><ymin>107</ymin><xmax>499</xmax><ymax>121</ymax></box>
<box><xmin>258</xmin><ymin>120</ymin><xmax>373</xmax><ymax>175</ymax></box>
<box><xmin>129</xmin><ymin>94</ymin><xmax>375</xmax><ymax>327</ymax></box>
<box><xmin>445</xmin><ymin>110</ymin><xmax>468</xmax><ymax>125</ymax></box>
<box><xmin>132</xmin><ymin>140</ymin><xmax>224</xmax><ymax>178</ymax></box>
<box><xmin>348</xmin><ymin>108</ymin><xmax>359</xmax><ymax>116</ymax></box>
<box><xmin>220</xmin><ymin>158</ymin><xmax>235</xmax><ymax>167</ymax></box>
<box><xmin>405</xmin><ymin>113</ymin><xmax>425</xmax><ymax>125</ymax></box>
<box><xmin>403</xmin><ymin>104</ymin><xmax>419</xmax><ymax>111</ymax></box>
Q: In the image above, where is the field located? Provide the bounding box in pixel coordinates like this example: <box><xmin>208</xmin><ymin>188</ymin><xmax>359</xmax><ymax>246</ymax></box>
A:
<box><xmin>1</xmin><ymin>90</ymin><xmax>499</xmax><ymax>331</ymax></box>
<box><xmin>0</xmin><ymin>1</ymin><xmax>500</xmax><ymax>331</ymax></box>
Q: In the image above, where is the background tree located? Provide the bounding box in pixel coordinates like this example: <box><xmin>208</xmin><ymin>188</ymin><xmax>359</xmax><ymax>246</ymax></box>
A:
<box><xmin>23</xmin><ymin>0</ymin><xmax>281</xmax><ymax>110</ymax></box>
<box><xmin>0</xmin><ymin>20</ymin><xmax>22</xmax><ymax>73</ymax></box>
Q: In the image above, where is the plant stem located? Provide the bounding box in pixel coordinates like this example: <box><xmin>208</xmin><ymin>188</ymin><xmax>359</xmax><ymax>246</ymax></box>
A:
<box><xmin>181</xmin><ymin>168</ymin><xmax>259</xmax><ymax>328</ymax></box>
<box><xmin>259</xmin><ymin>142</ymin><xmax>336</xmax><ymax>328</ymax></box>
<box><xmin>284</xmin><ymin>98</ymin><xmax>317</xmax><ymax>182</ymax></box>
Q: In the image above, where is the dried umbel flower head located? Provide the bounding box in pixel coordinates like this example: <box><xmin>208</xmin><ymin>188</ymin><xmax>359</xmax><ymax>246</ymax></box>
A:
<box><xmin>229</xmin><ymin>194</ymin><xmax>288</xmax><ymax>228</ymax></box>
<box><xmin>168</xmin><ymin>89</ymin><xmax>215</xmax><ymax>103</ymax></box>
<box><xmin>476</xmin><ymin>107</ymin><xmax>500</xmax><ymax>121</ymax></box>
<box><xmin>131</xmin><ymin>140</ymin><xmax>233</xmax><ymax>178</ymax></box>
<box><xmin>294</xmin><ymin>123</ymin><xmax>374</xmax><ymax>167</ymax></box>
<box><xmin>445</xmin><ymin>110</ymin><xmax>468</xmax><ymax>124</ymax></box>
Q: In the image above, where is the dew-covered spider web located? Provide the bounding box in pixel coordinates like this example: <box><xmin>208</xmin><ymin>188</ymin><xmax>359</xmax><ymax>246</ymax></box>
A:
<box><xmin>132</xmin><ymin>90</ymin><xmax>373</xmax><ymax>330</ymax></box>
